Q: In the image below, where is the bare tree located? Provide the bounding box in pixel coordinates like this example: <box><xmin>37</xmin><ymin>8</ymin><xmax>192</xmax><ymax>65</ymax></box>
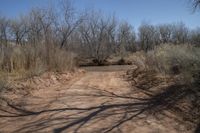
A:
<box><xmin>117</xmin><ymin>21</ymin><xmax>136</xmax><ymax>58</ymax></box>
<box><xmin>153</xmin><ymin>26</ymin><xmax>161</xmax><ymax>46</ymax></box>
<box><xmin>138</xmin><ymin>23</ymin><xmax>157</xmax><ymax>52</ymax></box>
<box><xmin>27</xmin><ymin>9</ymin><xmax>44</xmax><ymax>44</ymax></box>
<box><xmin>159</xmin><ymin>24</ymin><xmax>173</xmax><ymax>44</ymax></box>
<box><xmin>189</xmin><ymin>27</ymin><xmax>200</xmax><ymax>46</ymax></box>
<box><xmin>58</xmin><ymin>0</ymin><xmax>84</xmax><ymax>49</ymax></box>
<box><xmin>0</xmin><ymin>16</ymin><xmax>10</xmax><ymax>46</ymax></box>
<box><xmin>29</xmin><ymin>7</ymin><xmax>57</xmax><ymax>43</ymax></box>
<box><xmin>171</xmin><ymin>22</ymin><xmax>188</xmax><ymax>44</ymax></box>
<box><xmin>79</xmin><ymin>11</ymin><xmax>117</xmax><ymax>65</ymax></box>
<box><xmin>10</xmin><ymin>16</ymin><xmax>29</xmax><ymax>45</ymax></box>
<box><xmin>191</xmin><ymin>0</ymin><xmax>200</xmax><ymax>11</ymax></box>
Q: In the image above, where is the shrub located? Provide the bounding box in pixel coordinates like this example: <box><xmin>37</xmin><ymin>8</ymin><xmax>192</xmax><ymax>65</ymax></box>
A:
<box><xmin>0</xmin><ymin>43</ymin><xmax>76</xmax><ymax>78</ymax></box>
<box><xmin>146</xmin><ymin>44</ymin><xmax>200</xmax><ymax>85</ymax></box>
<box><xmin>128</xmin><ymin>51</ymin><xmax>147</xmax><ymax>70</ymax></box>
<box><xmin>117</xmin><ymin>58</ymin><xmax>126</xmax><ymax>65</ymax></box>
<box><xmin>0</xmin><ymin>74</ymin><xmax>7</xmax><ymax>94</ymax></box>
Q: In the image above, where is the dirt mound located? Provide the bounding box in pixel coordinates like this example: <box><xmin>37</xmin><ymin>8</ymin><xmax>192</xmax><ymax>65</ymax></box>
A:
<box><xmin>2</xmin><ymin>69</ymin><xmax>85</xmax><ymax>97</ymax></box>
<box><xmin>15</xmin><ymin>69</ymin><xmax>84</xmax><ymax>87</ymax></box>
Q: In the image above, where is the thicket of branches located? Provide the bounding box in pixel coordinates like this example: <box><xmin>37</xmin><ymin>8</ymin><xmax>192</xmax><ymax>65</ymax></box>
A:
<box><xmin>191</xmin><ymin>0</ymin><xmax>200</xmax><ymax>11</ymax></box>
<box><xmin>0</xmin><ymin>0</ymin><xmax>200</xmax><ymax>72</ymax></box>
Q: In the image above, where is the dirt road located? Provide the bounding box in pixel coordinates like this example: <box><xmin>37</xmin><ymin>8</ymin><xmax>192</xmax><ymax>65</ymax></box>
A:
<box><xmin>0</xmin><ymin>66</ymin><xmax>192</xmax><ymax>133</ymax></box>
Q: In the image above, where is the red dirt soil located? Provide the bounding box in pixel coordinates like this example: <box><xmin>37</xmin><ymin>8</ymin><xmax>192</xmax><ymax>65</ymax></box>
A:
<box><xmin>0</xmin><ymin>65</ymin><xmax>195</xmax><ymax>133</ymax></box>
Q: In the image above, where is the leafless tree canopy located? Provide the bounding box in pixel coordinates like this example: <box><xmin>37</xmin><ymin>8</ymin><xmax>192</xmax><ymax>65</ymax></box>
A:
<box><xmin>117</xmin><ymin>22</ymin><xmax>136</xmax><ymax>58</ymax></box>
<box><xmin>139</xmin><ymin>23</ymin><xmax>158</xmax><ymax>52</ymax></box>
<box><xmin>0</xmin><ymin>0</ymin><xmax>199</xmax><ymax>72</ymax></box>
<box><xmin>78</xmin><ymin>11</ymin><xmax>117</xmax><ymax>65</ymax></box>
<box><xmin>191</xmin><ymin>0</ymin><xmax>200</xmax><ymax>11</ymax></box>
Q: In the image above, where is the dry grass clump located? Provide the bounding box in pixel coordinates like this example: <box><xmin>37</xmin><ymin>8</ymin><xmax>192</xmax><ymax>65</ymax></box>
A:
<box><xmin>0</xmin><ymin>44</ymin><xmax>76</xmax><ymax>79</ymax></box>
<box><xmin>146</xmin><ymin>44</ymin><xmax>200</xmax><ymax>85</ymax></box>
<box><xmin>126</xmin><ymin>51</ymin><xmax>147</xmax><ymax>70</ymax></box>
<box><xmin>0</xmin><ymin>73</ymin><xmax>7</xmax><ymax>94</ymax></box>
<box><xmin>127</xmin><ymin>45</ymin><xmax>200</xmax><ymax>129</ymax></box>
<box><xmin>128</xmin><ymin>44</ymin><xmax>200</xmax><ymax>90</ymax></box>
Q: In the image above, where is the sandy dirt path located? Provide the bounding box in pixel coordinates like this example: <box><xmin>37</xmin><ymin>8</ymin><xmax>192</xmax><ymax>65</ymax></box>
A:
<box><xmin>0</xmin><ymin>65</ymin><xmax>191</xmax><ymax>133</ymax></box>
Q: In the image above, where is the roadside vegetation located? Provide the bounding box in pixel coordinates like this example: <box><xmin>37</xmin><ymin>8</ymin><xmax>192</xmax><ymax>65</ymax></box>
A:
<box><xmin>0</xmin><ymin>0</ymin><xmax>200</xmax><ymax>132</ymax></box>
<box><xmin>146</xmin><ymin>44</ymin><xmax>200</xmax><ymax>85</ymax></box>
<box><xmin>0</xmin><ymin>0</ymin><xmax>199</xmax><ymax>92</ymax></box>
<box><xmin>0</xmin><ymin>0</ymin><xmax>200</xmax><ymax>70</ymax></box>
<box><xmin>0</xmin><ymin>1</ymin><xmax>199</xmax><ymax>84</ymax></box>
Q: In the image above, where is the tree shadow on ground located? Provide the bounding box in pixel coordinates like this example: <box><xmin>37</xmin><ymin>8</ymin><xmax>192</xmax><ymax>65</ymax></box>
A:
<box><xmin>0</xmin><ymin>84</ymin><xmax>199</xmax><ymax>133</ymax></box>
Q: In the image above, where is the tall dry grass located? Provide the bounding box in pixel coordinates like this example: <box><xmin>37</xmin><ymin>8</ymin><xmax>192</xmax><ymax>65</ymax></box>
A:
<box><xmin>146</xmin><ymin>44</ymin><xmax>200</xmax><ymax>85</ymax></box>
<box><xmin>129</xmin><ymin>44</ymin><xmax>200</xmax><ymax>86</ymax></box>
<box><xmin>0</xmin><ymin>43</ymin><xmax>76</xmax><ymax>79</ymax></box>
<box><xmin>0</xmin><ymin>76</ymin><xmax>7</xmax><ymax>93</ymax></box>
